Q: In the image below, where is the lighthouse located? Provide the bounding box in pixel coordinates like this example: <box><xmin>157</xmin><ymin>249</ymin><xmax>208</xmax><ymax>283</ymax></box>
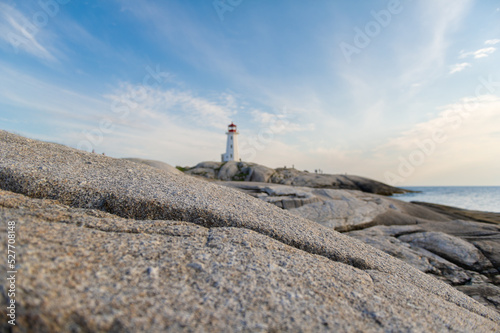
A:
<box><xmin>221</xmin><ymin>122</ymin><xmax>240</xmax><ymax>162</ymax></box>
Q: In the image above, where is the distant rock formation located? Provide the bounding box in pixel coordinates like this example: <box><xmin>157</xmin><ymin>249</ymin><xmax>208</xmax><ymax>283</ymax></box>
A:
<box><xmin>1</xmin><ymin>130</ymin><xmax>499</xmax><ymax>331</ymax></box>
<box><xmin>184</xmin><ymin>161</ymin><xmax>410</xmax><ymax>195</ymax></box>
<box><xmin>184</xmin><ymin>160</ymin><xmax>275</xmax><ymax>183</ymax></box>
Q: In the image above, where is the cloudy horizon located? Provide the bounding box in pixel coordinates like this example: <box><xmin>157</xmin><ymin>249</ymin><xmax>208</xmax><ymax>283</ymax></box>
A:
<box><xmin>1</xmin><ymin>0</ymin><xmax>499</xmax><ymax>186</ymax></box>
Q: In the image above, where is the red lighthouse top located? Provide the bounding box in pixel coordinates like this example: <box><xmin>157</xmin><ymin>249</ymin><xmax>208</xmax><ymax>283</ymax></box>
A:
<box><xmin>228</xmin><ymin>122</ymin><xmax>237</xmax><ymax>132</ymax></box>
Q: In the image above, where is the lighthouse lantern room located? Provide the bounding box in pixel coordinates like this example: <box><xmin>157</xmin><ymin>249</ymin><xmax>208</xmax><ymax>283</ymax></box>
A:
<box><xmin>221</xmin><ymin>122</ymin><xmax>240</xmax><ymax>162</ymax></box>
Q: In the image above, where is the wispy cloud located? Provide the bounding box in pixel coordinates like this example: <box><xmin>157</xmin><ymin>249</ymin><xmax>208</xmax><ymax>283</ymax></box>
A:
<box><xmin>459</xmin><ymin>40</ymin><xmax>499</xmax><ymax>59</ymax></box>
<box><xmin>397</xmin><ymin>0</ymin><xmax>473</xmax><ymax>84</ymax></box>
<box><xmin>449</xmin><ymin>62</ymin><xmax>471</xmax><ymax>74</ymax></box>
<box><xmin>460</xmin><ymin>47</ymin><xmax>496</xmax><ymax>59</ymax></box>
<box><xmin>104</xmin><ymin>83</ymin><xmax>237</xmax><ymax>131</ymax></box>
<box><xmin>250</xmin><ymin>109</ymin><xmax>314</xmax><ymax>134</ymax></box>
<box><xmin>0</xmin><ymin>3</ymin><xmax>57</xmax><ymax>61</ymax></box>
<box><xmin>118</xmin><ymin>1</ymin><xmax>248</xmax><ymax>83</ymax></box>
<box><xmin>485</xmin><ymin>39</ymin><xmax>500</xmax><ymax>45</ymax></box>
<box><xmin>86</xmin><ymin>81</ymin><xmax>244</xmax><ymax>162</ymax></box>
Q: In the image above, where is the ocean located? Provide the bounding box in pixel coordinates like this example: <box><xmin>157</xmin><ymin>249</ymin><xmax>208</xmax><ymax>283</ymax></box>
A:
<box><xmin>393</xmin><ymin>186</ymin><xmax>500</xmax><ymax>213</ymax></box>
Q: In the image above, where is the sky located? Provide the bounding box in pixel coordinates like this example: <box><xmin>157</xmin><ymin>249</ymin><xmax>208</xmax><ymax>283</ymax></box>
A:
<box><xmin>0</xmin><ymin>0</ymin><xmax>499</xmax><ymax>186</ymax></box>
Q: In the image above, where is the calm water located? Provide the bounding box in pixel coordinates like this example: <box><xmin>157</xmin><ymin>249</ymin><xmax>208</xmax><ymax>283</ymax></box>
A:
<box><xmin>393</xmin><ymin>186</ymin><xmax>500</xmax><ymax>213</ymax></box>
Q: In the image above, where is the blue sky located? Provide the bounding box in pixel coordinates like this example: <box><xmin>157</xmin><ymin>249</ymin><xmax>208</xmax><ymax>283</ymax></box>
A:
<box><xmin>1</xmin><ymin>0</ymin><xmax>499</xmax><ymax>186</ymax></box>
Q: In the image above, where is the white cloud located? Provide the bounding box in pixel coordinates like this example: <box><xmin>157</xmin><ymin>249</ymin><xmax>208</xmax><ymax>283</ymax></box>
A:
<box><xmin>0</xmin><ymin>3</ymin><xmax>57</xmax><ymax>61</ymax></box>
<box><xmin>485</xmin><ymin>39</ymin><xmax>500</xmax><ymax>45</ymax></box>
<box><xmin>449</xmin><ymin>62</ymin><xmax>471</xmax><ymax>74</ymax></box>
<box><xmin>473</xmin><ymin>47</ymin><xmax>496</xmax><ymax>58</ymax></box>
<box><xmin>250</xmin><ymin>109</ymin><xmax>314</xmax><ymax>134</ymax></box>
<box><xmin>395</xmin><ymin>0</ymin><xmax>473</xmax><ymax>84</ymax></box>
<box><xmin>70</xmin><ymin>81</ymin><xmax>248</xmax><ymax>163</ymax></box>
<box><xmin>459</xmin><ymin>47</ymin><xmax>496</xmax><ymax>59</ymax></box>
<box><xmin>104</xmin><ymin>83</ymin><xmax>237</xmax><ymax>131</ymax></box>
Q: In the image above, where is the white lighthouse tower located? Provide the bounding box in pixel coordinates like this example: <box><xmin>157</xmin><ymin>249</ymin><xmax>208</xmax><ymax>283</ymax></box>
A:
<box><xmin>221</xmin><ymin>122</ymin><xmax>240</xmax><ymax>162</ymax></box>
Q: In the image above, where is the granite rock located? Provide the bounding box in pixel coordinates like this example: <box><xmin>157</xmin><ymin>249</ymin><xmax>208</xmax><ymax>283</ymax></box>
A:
<box><xmin>270</xmin><ymin>168</ymin><xmax>409</xmax><ymax>195</ymax></box>
<box><xmin>2</xmin><ymin>189</ymin><xmax>498</xmax><ymax>332</ymax></box>
<box><xmin>1</xmin><ymin>130</ymin><xmax>499</xmax><ymax>331</ymax></box>
<box><xmin>185</xmin><ymin>161</ymin><xmax>276</xmax><ymax>183</ymax></box>
<box><xmin>217</xmin><ymin>161</ymin><xmax>240</xmax><ymax>181</ymax></box>
<box><xmin>224</xmin><ymin>181</ymin><xmax>500</xmax><ymax>313</ymax></box>
<box><xmin>183</xmin><ymin>162</ymin><xmax>409</xmax><ymax>195</ymax></box>
<box><xmin>348</xmin><ymin>222</ymin><xmax>500</xmax><ymax>312</ymax></box>
<box><xmin>398</xmin><ymin>231</ymin><xmax>493</xmax><ymax>272</ymax></box>
<box><xmin>123</xmin><ymin>158</ymin><xmax>183</xmax><ymax>175</ymax></box>
<box><xmin>247</xmin><ymin>164</ymin><xmax>276</xmax><ymax>183</ymax></box>
<box><xmin>223</xmin><ymin>183</ymin><xmax>445</xmax><ymax>231</ymax></box>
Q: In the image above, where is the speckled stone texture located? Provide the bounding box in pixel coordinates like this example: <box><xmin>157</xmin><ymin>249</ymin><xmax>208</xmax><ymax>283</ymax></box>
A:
<box><xmin>223</xmin><ymin>182</ymin><xmax>500</xmax><ymax>312</ymax></box>
<box><xmin>1</xmin><ymin>130</ymin><xmax>499</xmax><ymax>332</ymax></box>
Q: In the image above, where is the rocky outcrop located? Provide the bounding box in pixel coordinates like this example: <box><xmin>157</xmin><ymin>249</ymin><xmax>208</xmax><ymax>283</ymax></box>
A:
<box><xmin>270</xmin><ymin>168</ymin><xmax>409</xmax><ymax>195</ymax></box>
<box><xmin>185</xmin><ymin>161</ymin><xmax>276</xmax><ymax>182</ymax></box>
<box><xmin>224</xmin><ymin>182</ymin><xmax>445</xmax><ymax>231</ymax></box>
<box><xmin>224</xmin><ymin>182</ymin><xmax>500</xmax><ymax>313</ymax></box>
<box><xmin>1</xmin><ymin>130</ymin><xmax>499</xmax><ymax>331</ymax></box>
<box><xmin>222</xmin><ymin>182</ymin><xmax>322</xmax><ymax>209</ymax></box>
<box><xmin>398</xmin><ymin>231</ymin><xmax>493</xmax><ymax>272</ymax></box>
<box><xmin>347</xmin><ymin>222</ymin><xmax>500</xmax><ymax>312</ymax></box>
<box><xmin>183</xmin><ymin>162</ymin><xmax>410</xmax><ymax>195</ymax></box>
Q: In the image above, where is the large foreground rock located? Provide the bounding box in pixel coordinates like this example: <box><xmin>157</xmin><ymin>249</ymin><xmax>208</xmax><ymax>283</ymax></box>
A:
<box><xmin>1</xmin><ymin>130</ymin><xmax>499</xmax><ymax>331</ymax></box>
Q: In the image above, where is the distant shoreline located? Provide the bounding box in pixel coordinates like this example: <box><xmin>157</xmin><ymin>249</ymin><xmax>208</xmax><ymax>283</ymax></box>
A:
<box><xmin>394</xmin><ymin>186</ymin><xmax>500</xmax><ymax>214</ymax></box>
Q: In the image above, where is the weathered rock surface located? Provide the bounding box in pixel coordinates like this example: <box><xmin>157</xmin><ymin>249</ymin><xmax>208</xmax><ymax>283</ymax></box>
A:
<box><xmin>183</xmin><ymin>161</ymin><xmax>410</xmax><ymax>195</ymax></box>
<box><xmin>1</xmin><ymin>130</ymin><xmax>499</xmax><ymax>331</ymax></box>
<box><xmin>224</xmin><ymin>181</ymin><xmax>500</xmax><ymax>313</ymax></box>
<box><xmin>347</xmin><ymin>222</ymin><xmax>500</xmax><ymax>312</ymax></box>
<box><xmin>217</xmin><ymin>161</ymin><xmax>238</xmax><ymax>180</ymax></box>
<box><xmin>413</xmin><ymin>201</ymin><xmax>500</xmax><ymax>225</ymax></box>
<box><xmin>223</xmin><ymin>182</ymin><xmax>447</xmax><ymax>231</ymax></box>
<box><xmin>222</xmin><ymin>182</ymin><xmax>321</xmax><ymax>210</ymax></box>
<box><xmin>123</xmin><ymin>158</ymin><xmax>183</xmax><ymax>175</ymax></box>
<box><xmin>270</xmin><ymin>168</ymin><xmax>410</xmax><ymax>195</ymax></box>
<box><xmin>398</xmin><ymin>231</ymin><xmax>493</xmax><ymax>272</ymax></box>
<box><xmin>185</xmin><ymin>161</ymin><xmax>276</xmax><ymax>183</ymax></box>
<box><xmin>345</xmin><ymin>225</ymin><xmax>474</xmax><ymax>285</ymax></box>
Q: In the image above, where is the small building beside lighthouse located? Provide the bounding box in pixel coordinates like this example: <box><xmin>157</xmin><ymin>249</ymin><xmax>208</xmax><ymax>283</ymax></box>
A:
<box><xmin>221</xmin><ymin>122</ymin><xmax>240</xmax><ymax>162</ymax></box>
